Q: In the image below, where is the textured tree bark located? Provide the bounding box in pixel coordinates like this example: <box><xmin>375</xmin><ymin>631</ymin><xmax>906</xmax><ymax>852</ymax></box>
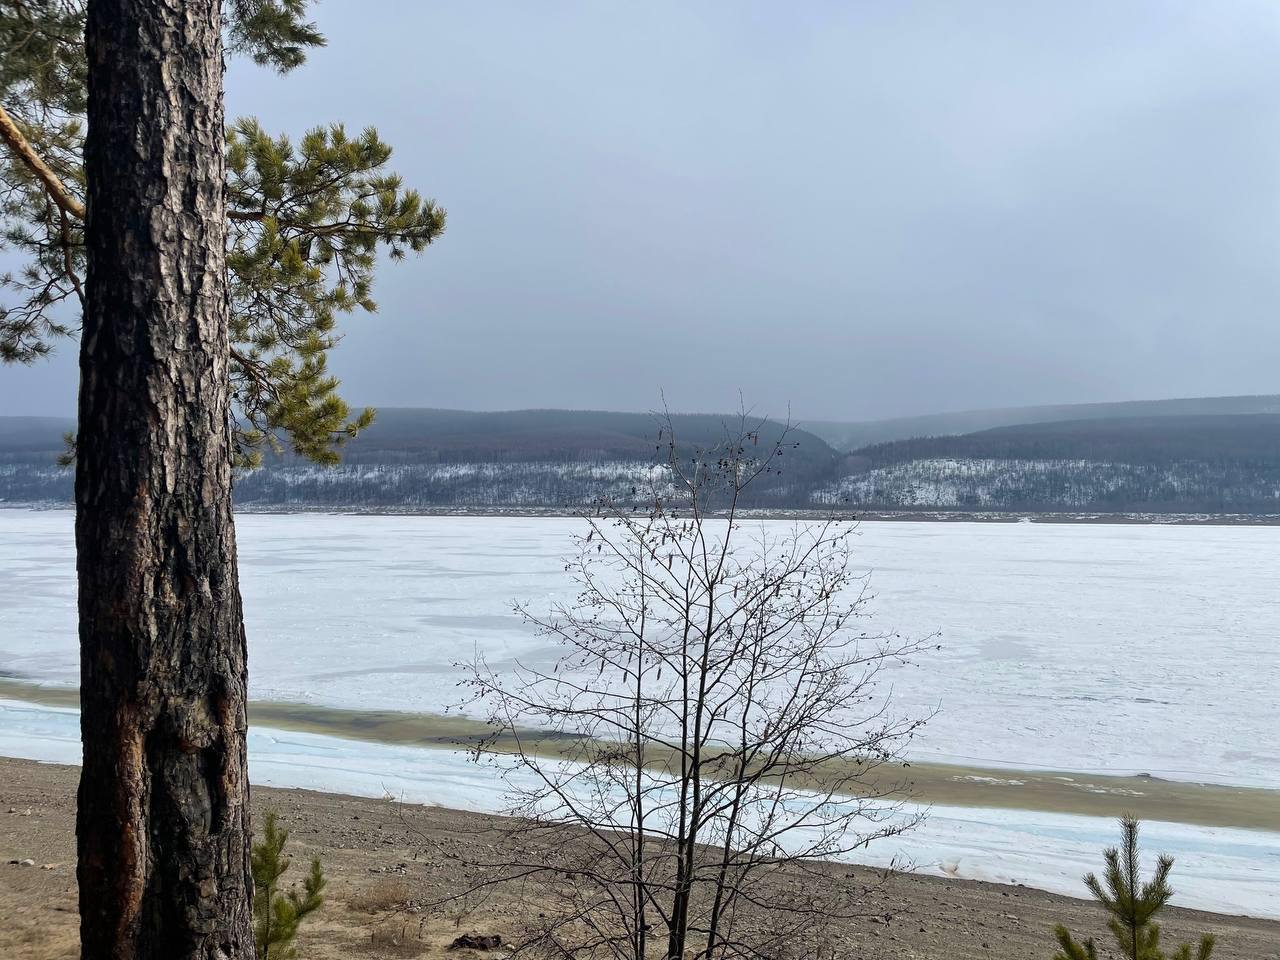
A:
<box><xmin>76</xmin><ymin>2</ymin><xmax>253</xmax><ymax>958</ymax></box>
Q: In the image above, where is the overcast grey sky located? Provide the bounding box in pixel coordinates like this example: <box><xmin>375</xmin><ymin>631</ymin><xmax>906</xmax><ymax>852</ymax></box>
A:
<box><xmin>4</xmin><ymin>0</ymin><xmax>1280</xmax><ymax>421</ymax></box>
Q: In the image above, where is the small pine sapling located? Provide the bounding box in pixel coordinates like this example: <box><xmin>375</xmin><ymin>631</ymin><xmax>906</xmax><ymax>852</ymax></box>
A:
<box><xmin>1053</xmin><ymin>816</ymin><xmax>1215</xmax><ymax>960</ymax></box>
<box><xmin>252</xmin><ymin>810</ymin><xmax>327</xmax><ymax>960</ymax></box>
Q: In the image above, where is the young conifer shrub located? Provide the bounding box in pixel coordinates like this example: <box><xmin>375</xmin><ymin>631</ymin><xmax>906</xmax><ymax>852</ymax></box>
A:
<box><xmin>252</xmin><ymin>810</ymin><xmax>327</xmax><ymax>960</ymax></box>
<box><xmin>1053</xmin><ymin>816</ymin><xmax>1215</xmax><ymax>960</ymax></box>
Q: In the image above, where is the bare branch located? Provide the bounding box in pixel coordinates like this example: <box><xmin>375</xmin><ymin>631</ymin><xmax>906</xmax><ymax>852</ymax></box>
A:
<box><xmin>446</xmin><ymin>414</ymin><xmax>934</xmax><ymax>960</ymax></box>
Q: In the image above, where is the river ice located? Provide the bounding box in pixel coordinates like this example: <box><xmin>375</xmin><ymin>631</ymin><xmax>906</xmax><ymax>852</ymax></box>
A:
<box><xmin>2</xmin><ymin>510</ymin><xmax>1276</xmax><ymax>787</ymax></box>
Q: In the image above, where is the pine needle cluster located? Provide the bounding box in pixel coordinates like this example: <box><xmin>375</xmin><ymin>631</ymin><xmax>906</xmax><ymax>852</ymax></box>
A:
<box><xmin>1054</xmin><ymin>817</ymin><xmax>1215</xmax><ymax>960</ymax></box>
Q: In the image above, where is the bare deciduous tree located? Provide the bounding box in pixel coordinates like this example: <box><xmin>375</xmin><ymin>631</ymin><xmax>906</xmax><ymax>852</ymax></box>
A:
<box><xmin>453</xmin><ymin>413</ymin><xmax>935</xmax><ymax>960</ymax></box>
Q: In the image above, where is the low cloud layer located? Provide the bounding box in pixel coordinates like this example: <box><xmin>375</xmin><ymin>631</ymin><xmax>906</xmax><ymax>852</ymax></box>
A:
<box><xmin>4</xmin><ymin>1</ymin><xmax>1278</xmax><ymax>421</ymax></box>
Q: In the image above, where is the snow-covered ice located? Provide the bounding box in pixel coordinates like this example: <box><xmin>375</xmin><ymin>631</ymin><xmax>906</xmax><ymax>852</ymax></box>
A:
<box><xmin>2</xmin><ymin>510</ymin><xmax>1276</xmax><ymax>788</ymax></box>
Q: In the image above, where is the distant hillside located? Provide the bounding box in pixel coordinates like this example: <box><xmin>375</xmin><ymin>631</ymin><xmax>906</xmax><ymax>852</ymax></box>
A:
<box><xmin>817</xmin><ymin>414</ymin><xmax>1280</xmax><ymax>513</ymax></box>
<box><xmin>0</xmin><ymin>416</ymin><xmax>74</xmax><ymax>452</ymax></box>
<box><xmin>805</xmin><ymin>395</ymin><xmax>1280</xmax><ymax>451</ymax></box>
<box><xmin>335</xmin><ymin>408</ymin><xmax>829</xmax><ymax>463</ymax></box>
<box><xmin>233</xmin><ymin>409</ymin><xmax>838</xmax><ymax>508</ymax></box>
<box><xmin>0</xmin><ymin>408</ymin><xmax>839</xmax><ymax>509</ymax></box>
<box><xmin>852</xmin><ymin>414</ymin><xmax>1280</xmax><ymax>465</ymax></box>
<box><xmin>6</xmin><ymin>404</ymin><xmax>1280</xmax><ymax>515</ymax></box>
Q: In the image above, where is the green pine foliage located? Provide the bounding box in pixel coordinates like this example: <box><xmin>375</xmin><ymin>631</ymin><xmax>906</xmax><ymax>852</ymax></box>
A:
<box><xmin>225</xmin><ymin>118</ymin><xmax>441</xmax><ymax>464</ymax></box>
<box><xmin>227</xmin><ymin>0</ymin><xmax>325</xmax><ymax>72</ymax></box>
<box><xmin>0</xmin><ymin>0</ymin><xmax>445</xmax><ymax>465</ymax></box>
<box><xmin>252</xmin><ymin>809</ymin><xmax>326</xmax><ymax>960</ymax></box>
<box><xmin>1053</xmin><ymin>817</ymin><xmax>1215</xmax><ymax>960</ymax></box>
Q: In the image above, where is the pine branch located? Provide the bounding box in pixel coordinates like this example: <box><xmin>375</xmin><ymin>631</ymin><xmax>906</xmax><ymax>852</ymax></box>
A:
<box><xmin>0</xmin><ymin>100</ymin><xmax>84</xmax><ymax>219</ymax></box>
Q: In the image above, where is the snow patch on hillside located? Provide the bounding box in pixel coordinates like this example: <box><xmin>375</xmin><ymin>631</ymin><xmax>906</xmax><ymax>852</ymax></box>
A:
<box><xmin>816</xmin><ymin>458</ymin><xmax>1280</xmax><ymax>509</ymax></box>
<box><xmin>236</xmin><ymin>459</ymin><xmax>678</xmax><ymax>507</ymax></box>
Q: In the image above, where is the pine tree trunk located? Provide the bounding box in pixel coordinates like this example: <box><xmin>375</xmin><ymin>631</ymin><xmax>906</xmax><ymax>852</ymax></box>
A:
<box><xmin>76</xmin><ymin>1</ymin><xmax>253</xmax><ymax>957</ymax></box>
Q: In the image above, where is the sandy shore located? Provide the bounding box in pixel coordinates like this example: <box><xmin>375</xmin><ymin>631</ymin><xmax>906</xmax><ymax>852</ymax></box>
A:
<box><xmin>3</xmin><ymin>679</ymin><xmax>1276</xmax><ymax>833</ymax></box>
<box><xmin>2</xmin><ymin>757</ymin><xmax>1276</xmax><ymax>960</ymax></box>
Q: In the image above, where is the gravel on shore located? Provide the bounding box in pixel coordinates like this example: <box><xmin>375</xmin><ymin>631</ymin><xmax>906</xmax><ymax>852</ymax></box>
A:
<box><xmin>2</xmin><ymin>757</ymin><xmax>1277</xmax><ymax>960</ymax></box>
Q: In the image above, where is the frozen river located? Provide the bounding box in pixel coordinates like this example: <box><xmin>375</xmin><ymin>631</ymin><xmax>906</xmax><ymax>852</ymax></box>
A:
<box><xmin>3</xmin><ymin>509</ymin><xmax>1278</xmax><ymax>916</ymax></box>
<box><xmin>3</xmin><ymin>510</ymin><xmax>1276</xmax><ymax>788</ymax></box>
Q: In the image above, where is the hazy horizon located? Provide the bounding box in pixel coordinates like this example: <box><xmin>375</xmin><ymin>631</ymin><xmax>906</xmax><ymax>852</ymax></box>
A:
<box><xmin>4</xmin><ymin>1</ymin><xmax>1279</xmax><ymax>421</ymax></box>
<box><xmin>5</xmin><ymin>389</ymin><xmax>1280</xmax><ymax>431</ymax></box>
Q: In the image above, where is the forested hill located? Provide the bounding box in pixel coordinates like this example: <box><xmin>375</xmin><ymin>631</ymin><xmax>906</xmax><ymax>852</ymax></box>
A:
<box><xmin>850</xmin><ymin>414</ymin><xmax>1280</xmax><ymax>465</ymax></box>
<box><xmin>0</xmin><ymin>416</ymin><xmax>73</xmax><ymax>451</ymax></box>
<box><xmin>4</xmin><ymin>407</ymin><xmax>1280</xmax><ymax>514</ymax></box>
<box><xmin>331</xmin><ymin>408</ymin><xmax>832</xmax><ymax>465</ymax></box>
<box><xmin>820</xmin><ymin>414</ymin><xmax>1280</xmax><ymax>513</ymax></box>
<box><xmin>0</xmin><ymin>409</ymin><xmax>840</xmax><ymax>509</ymax></box>
<box><xmin>807</xmin><ymin>394</ymin><xmax>1280</xmax><ymax>450</ymax></box>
